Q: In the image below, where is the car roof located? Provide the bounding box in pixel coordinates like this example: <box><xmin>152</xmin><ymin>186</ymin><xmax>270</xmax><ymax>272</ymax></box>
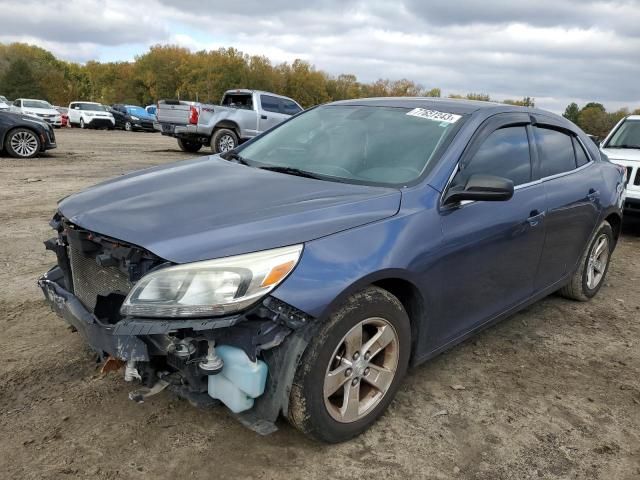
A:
<box><xmin>328</xmin><ymin>97</ymin><xmax>530</xmax><ymax>114</ymax></box>
<box><xmin>624</xmin><ymin>115</ymin><xmax>640</xmax><ymax>121</ymax></box>
<box><xmin>326</xmin><ymin>97</ymin><xmax>578</xmax><ymax>127</ymax></box>
<box><xmin>70</xmin><ymin>101</ymin><xmax>101</xmax><ymax>104</ymax></box>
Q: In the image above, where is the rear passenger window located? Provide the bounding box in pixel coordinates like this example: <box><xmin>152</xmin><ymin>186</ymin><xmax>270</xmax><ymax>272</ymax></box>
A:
<box><xmin>282</xmin><ymin>100</ymin><xmax>301</xmax><ymax>115</ymax></box>
<box><xmin>535</xmin><ymin>128</ymin><xmax>576</xmax><ymax>177</ymax></box>
<box><xmin>260</xmin><ymin>95</ymin><xmax>281</xmax><ymax>114</ymax></box>
<box><xmin>573</xmin><ymin>137</ymin><xmax>590</xmax><ymax>167</ymax></box>
<box><xmin>458</xmin><ymin>126</ymin><xmax>532</xmax><ymax>187</ymax></box>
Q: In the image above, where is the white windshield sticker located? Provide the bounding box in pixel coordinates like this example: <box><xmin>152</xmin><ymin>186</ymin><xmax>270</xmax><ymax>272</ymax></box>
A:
<box><xmin>406</xmin><ymin>108</ymin><xmax>461</xmax><ymax>123</ymax></box>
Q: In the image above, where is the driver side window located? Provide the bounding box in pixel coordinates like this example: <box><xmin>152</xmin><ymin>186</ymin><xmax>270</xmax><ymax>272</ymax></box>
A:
<box><xmin>455</xmin><ymin>126</ymin><xmax>532</xmax><ymax>187</ymax></box>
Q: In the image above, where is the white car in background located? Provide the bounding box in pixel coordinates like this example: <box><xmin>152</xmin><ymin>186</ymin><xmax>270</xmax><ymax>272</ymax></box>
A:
<box><xmin>9</xmin><ymin>98</ymin><xmax>62</xmax><ymax>127</ymax></box>
<box><xmin>0</xmin><ymin>95</ymin><xmax>10</xmax><ymax>111</ymax></box>
<box><xmin>601</xmin><ymin>114</ymin><xmax>640</xmax><ymax>214</ymax></box>
<box><xmin>68</xmin><ymin>101</ymin><xmax>115</xmax><ymax>129</ymax></box>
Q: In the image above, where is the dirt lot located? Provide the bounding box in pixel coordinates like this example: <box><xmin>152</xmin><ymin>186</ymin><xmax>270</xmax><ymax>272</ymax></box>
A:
<box><xmin>0</xmin><ymin>128</ymin><xmax>638</xmax><ymax>479</ymax></box>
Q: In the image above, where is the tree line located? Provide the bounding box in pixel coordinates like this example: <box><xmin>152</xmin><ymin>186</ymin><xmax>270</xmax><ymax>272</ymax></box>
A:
<box><xmin>0</xmin><ymin>42</ymin><xmax>637</xmax><ymax>137</ymax></box>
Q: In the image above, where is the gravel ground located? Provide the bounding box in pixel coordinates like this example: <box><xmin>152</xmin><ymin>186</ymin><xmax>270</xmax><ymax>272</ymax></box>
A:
<box><xmin>0</xmin><ymin>128</ymin><xmax>638</xmax><ymax>480</ymax></box>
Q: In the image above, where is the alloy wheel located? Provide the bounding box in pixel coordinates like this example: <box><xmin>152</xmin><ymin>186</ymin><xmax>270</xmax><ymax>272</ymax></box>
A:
<box><xmin>10</xmin><ymin>131</ymin><xmax>39</xmax><ymax>157</ymax></box>
<box><xmin>324</xmin><ymin>317</ymin><xmax>399</xmax><ymax>423</ymax></box>
<box><xmin>586</xmin><ymin>234</ymin><xmax>609</xmax><ymax>290</ymax></box>
<box><xmin>218</xmin><ymin>134</ymin><xmax>235</xmax><ymax>152</ymax></box>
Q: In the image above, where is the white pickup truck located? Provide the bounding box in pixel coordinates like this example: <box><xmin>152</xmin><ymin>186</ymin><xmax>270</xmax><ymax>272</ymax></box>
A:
<box><xmin>156</xmin><ymin>89</ymin><xmax>303</xmax><ymax>154</ymax></box>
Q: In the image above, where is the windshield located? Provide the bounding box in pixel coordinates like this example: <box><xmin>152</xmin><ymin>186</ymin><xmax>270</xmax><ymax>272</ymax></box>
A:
<box><xmin>23</xmin><ymin>100</ymin><xmax>53</xmax><ymax>109</ymax></box>
<box><xmin>238</xmin><ymin>105</ymin><xmax>464</xmax><ymax>185</ymax></box>
<box><xmin>606</xmin><ymin>119</ymin><xmax>640</xmax><ymax>148</ymax></box>
<box><xmin>126</xmin><ymin>106</ymin><xmax>148</xmax><ymax>116</ymax></box>
<box><xmin>75</xmin><ymin>103</ymin><xmax>107</xmax><ymax>111</ymax></box>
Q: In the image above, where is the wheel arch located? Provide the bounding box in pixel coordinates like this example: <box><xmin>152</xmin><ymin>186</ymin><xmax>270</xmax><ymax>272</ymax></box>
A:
<box><xmin>604</xmin><ymin>211</ymin><xmax>622</xmax><ymax>245</ymax></box>
<box><xmin>213</xmin><ymin>120</ymin><xmax>240</xmax><ymax>138</ymax></box>
<box><xmin>311</xmin><ymin>270</ymin><xmax>427</xmax><ymax>364</ymax></box>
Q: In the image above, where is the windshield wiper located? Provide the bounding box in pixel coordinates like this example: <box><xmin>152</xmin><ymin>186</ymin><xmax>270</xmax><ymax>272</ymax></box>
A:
<box><xmin>607</xmin><ymin>144</ymin><xmax>640</xmax><ymax>149</ymax></box>
<box><xmin>259</xmin><ymin>165</ymin><xmax>322</xmax><ymax>180</ymax></box>
<box><xmin>221</xmin><ymin>151</ymin><xmax>250</xmax><ymax>165</ymax></box>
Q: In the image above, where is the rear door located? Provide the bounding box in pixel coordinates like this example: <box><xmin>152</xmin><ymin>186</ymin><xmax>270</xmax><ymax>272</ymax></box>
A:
<box><xmin>68</xmin><ymin>103</ymin><xmax>78</xmax><ymax>124</ymax></box>
<box><xmin>531</xmin><ymin>117</ymin><xmax>602</xmax><ymax>290</ymax></box>
<box><xmin>433</xmin><ymin>113</ymin><xmax>547</xmax><ymax>346</ymax></box>
<box><xmin>257</xmin><ymin>94</ymin><xmax>288</xmax><ymax>132</ymax></box>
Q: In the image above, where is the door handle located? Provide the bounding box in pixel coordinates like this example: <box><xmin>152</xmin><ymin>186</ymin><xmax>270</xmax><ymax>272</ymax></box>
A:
<box><xmin>527</xmin><ymin>209</ymin><xmax>544</xmax><ymax>227</ymax></box>
<box><xmin>261</xmin><ymin>115</ymin><xmax>268</xmax><ymax>120</ymax></box>
<box><xmin>587</xmin><ymin>189</ymin><xmax>600</xmax><ymax>202</ymax></box>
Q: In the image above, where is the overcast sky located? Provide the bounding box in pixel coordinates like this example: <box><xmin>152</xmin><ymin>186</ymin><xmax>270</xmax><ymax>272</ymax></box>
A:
<box><xmin>1</xmin><ymin>0</ymin><xmax>639</xmax><ymax>112</ymax></box>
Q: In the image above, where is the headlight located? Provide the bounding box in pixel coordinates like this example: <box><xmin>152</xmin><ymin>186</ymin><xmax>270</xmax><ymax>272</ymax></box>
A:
<box><xmin>120</xmin><ymin>244</ymin><xmax>303</xmax><ymax>318</ymax></box>
<box><xmin>131</xmin><ymin>115</ymin><xmax>140</xmax><ymax>120</ymax></box>
<box><xmin>85</xmin><ymin>112</ymin><xmax>95</xmax><ymax>117</ymax></box>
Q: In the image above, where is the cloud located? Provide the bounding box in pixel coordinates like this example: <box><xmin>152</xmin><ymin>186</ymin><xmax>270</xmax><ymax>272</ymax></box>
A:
<box><xmin>1</xmin><ymin>0</ymin><xmax>639</xmax><ymax>112</ymax></box>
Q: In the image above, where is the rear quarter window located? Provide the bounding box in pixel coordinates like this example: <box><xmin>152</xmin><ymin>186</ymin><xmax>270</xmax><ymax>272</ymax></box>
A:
<box><xmin>573</xmin><ymin>137</ymin><xmax>590</xmax><ymax>167</ymax></box>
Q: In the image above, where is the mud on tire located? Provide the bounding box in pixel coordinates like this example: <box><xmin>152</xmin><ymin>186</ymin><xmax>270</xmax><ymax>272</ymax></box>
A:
<box><xmin>559</xmin><ymin>220</ymin><xmax>614</xmax><ymax>301</ymax></box>
<box><xmin>288</xmin><ymin>286</ymin><xmax>411</xmax><ymax>443</ymax></box>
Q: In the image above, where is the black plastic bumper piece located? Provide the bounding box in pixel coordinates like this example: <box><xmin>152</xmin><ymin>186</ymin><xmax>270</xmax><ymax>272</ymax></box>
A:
<box><xmin>38</xmin><ymin>266</ymin><xmax>149</xmax><ymax>361</ymax></box>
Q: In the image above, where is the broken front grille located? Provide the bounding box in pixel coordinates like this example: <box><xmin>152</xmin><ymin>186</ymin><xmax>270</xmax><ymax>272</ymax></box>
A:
<box><xmin>69</xmin><ymin>245</ymin><xmax>132</xmax><ymax>312</ymax></box>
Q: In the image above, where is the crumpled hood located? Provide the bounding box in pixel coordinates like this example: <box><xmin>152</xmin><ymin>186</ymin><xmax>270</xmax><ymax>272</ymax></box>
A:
<box><xmin>58</xmin><ymin>156</ymin><xmax>401</xmax><ymax>263</ymax></box>
<box><xmin>601</xmin><ymin>147</ymin><xmax>640</xmax><ymax>162</ymax></box>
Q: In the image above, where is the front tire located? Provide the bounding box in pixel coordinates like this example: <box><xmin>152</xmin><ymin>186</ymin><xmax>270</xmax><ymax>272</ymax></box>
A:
<box><xmin>288</xmin><ymin>286</ymin><xmax>411</xmax><ymax>443</ymax></box>
<box><xmin>5</xmin><ymin>128</ymin><xmax>41</xmax><ymax>158</ymax></box>
<box><xmin>177</xmin><ymin>138</ymin><xmax>203</xmax><ymax>153</ymax></box>
<box><xmin>211</xmin><ymin>128</ymin><xmax>238</xmax><ymax>154</ymax></box>
<box><xmin>125</xmin><ymin>121</ymin><xmax>133</xmax><ymax>132</ymax></box>
<box><xmin>560</xmin><ymin>221</ymin><xmax>614</xmax><ymax>301</ymax></box>
<box><xmin>80</xmin><ymin>118</ymin><xmax>86</xmax><ymax>129</ymax></box>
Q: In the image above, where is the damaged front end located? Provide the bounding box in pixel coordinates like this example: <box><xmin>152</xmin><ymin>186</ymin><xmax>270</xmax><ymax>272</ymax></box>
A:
<box><xmin>38</xmin><ymin>213</ymin><xmax>313</xmax><ymax>434</ymax></box>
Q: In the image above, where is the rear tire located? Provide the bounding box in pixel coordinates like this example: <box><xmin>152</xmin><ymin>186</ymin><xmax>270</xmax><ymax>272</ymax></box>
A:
<box><xmin>559</xmin><ymin>221</ymin><xmax>613</xmax><ymax>301</ymax></box>
<box><xmin>177</xmin><ymin>138</ymin><xmax>203</xmax><ymax>153</ymax></box>
<box><xmin>211</xmin><ymin>128</ymin><xmax>238</xmax><ymax>154</ymax></box>
<box><xmin>5</xmin><ymin>128</ymin><xmax>41</xmax><ymax>158</ymax></box>
<box><xmin>288</xmin><ymin>286</ymin><xmax>411</xmax><ymax>443</ymax></box>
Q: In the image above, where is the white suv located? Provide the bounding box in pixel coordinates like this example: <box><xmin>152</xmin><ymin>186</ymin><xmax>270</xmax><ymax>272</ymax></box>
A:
<box><xmin>68</xmin><ymin>101</ymin><xmax>115</xmax><ymax>129</ymax></box>
<box><xmin>601</xmin><ymin>115</ymin><xmax>640</xmax><ymax>214</ymax></box>
<box><xmin>9</xmin><ymin>98</ymin><xmax>62</xmax><ymax>127</ymax></box>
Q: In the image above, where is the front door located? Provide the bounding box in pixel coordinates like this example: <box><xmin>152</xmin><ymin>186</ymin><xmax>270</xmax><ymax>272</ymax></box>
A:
<box><xmin>431</xmin><ymin>116</ymin><xmax>546</xmax><ymax>347</ymax></box>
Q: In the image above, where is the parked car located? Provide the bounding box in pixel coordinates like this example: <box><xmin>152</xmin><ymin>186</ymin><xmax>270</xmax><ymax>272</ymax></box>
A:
<box><xmin>39</xmin><ymin>98</ymin><xmax>624</xmax><ymax>443</ymax></box>
<box><xmin>145</xmin><ymin>104</ymin><xmax>157</xmax><ymax>116</ymax></box>
<box><xmin>67</xmin><ymin>102</ymin><xmax>115</xmax><ymax>129</ymax></box>
<box><xmin>110</xmin><ymin>104</ymin><xmax>157</xmax><ymax>132</ymax></box>
<box><xmin>0</xmin><ymin>95</ymin><xmax>10</xmax><ymax>111</ymax></box>
<box><xmin>156</xmin><ymin>89</ymin><xmax>302</xmax><ymax>153</ymax></box>
<box><xmin>55</xmin><ymin>106</ymin><xmax>69</xmax><ymax>128</ymax></box>
<box><xmin>9</xmin><ymin>98</ymin><xmax>62</xmax><ymax>127</ymax></box>
<box><xmin>1</xmin><ymin>110</ymin><xmax>57</xmax><ymax>158</ymax></box>
<box><xmin>600</xmin><ymin>114</ymin><xmax>640</xmax><ymax>214</ymax></box>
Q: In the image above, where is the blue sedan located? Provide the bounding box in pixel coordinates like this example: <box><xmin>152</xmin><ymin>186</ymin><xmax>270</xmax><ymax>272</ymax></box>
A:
<box><xmin>39</xmin><ymin>98</ymin><xmax>625</xmax><ymax>443</ymax></box>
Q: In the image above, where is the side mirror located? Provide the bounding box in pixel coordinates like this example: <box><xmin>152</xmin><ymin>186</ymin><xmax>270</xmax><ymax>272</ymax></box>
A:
<box><xmin>444</xmin><ymin>174</ymin><xmax>514</xmax><ymax>205</ymax></box>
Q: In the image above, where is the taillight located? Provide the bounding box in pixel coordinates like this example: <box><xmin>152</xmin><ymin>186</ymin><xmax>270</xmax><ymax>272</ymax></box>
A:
<box><xmin>189</xmin><ymin>105</ymin><xmax>199</xmax><ymax>125</ymax></box>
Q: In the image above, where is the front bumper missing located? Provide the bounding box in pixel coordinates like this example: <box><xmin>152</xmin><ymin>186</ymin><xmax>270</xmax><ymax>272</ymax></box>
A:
<box><xmin>38</xmin><ymin>265</ymin><xmax>314</xmax><ymax>434</ymax></box>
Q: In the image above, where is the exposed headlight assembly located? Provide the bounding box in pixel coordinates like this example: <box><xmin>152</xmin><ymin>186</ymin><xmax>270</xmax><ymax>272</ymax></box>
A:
<box><xmin>120</xmin><ymin>245</ymin><xmax>303</xmax><ymax>318</ymax></box>
<box><xmin>131</xmin><ymin>115</ymin><xmax>140</xmax><ymax>120</ymax></box>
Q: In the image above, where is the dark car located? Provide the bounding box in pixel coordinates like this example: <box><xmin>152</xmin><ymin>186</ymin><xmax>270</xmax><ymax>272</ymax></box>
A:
<box><xmin>1</xmin><ymin>110</ymin><xmax>56</xmax><ymax>158</ymax></box>
<box><xmin>39</xmin><ymin>98</ymin><xmax>624</xmax><ymax>443</ymax></box>
<box><xmin>110</xmin><ymin>104</ymin><xmax>157</xmax><ymax>132</ymax></box>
